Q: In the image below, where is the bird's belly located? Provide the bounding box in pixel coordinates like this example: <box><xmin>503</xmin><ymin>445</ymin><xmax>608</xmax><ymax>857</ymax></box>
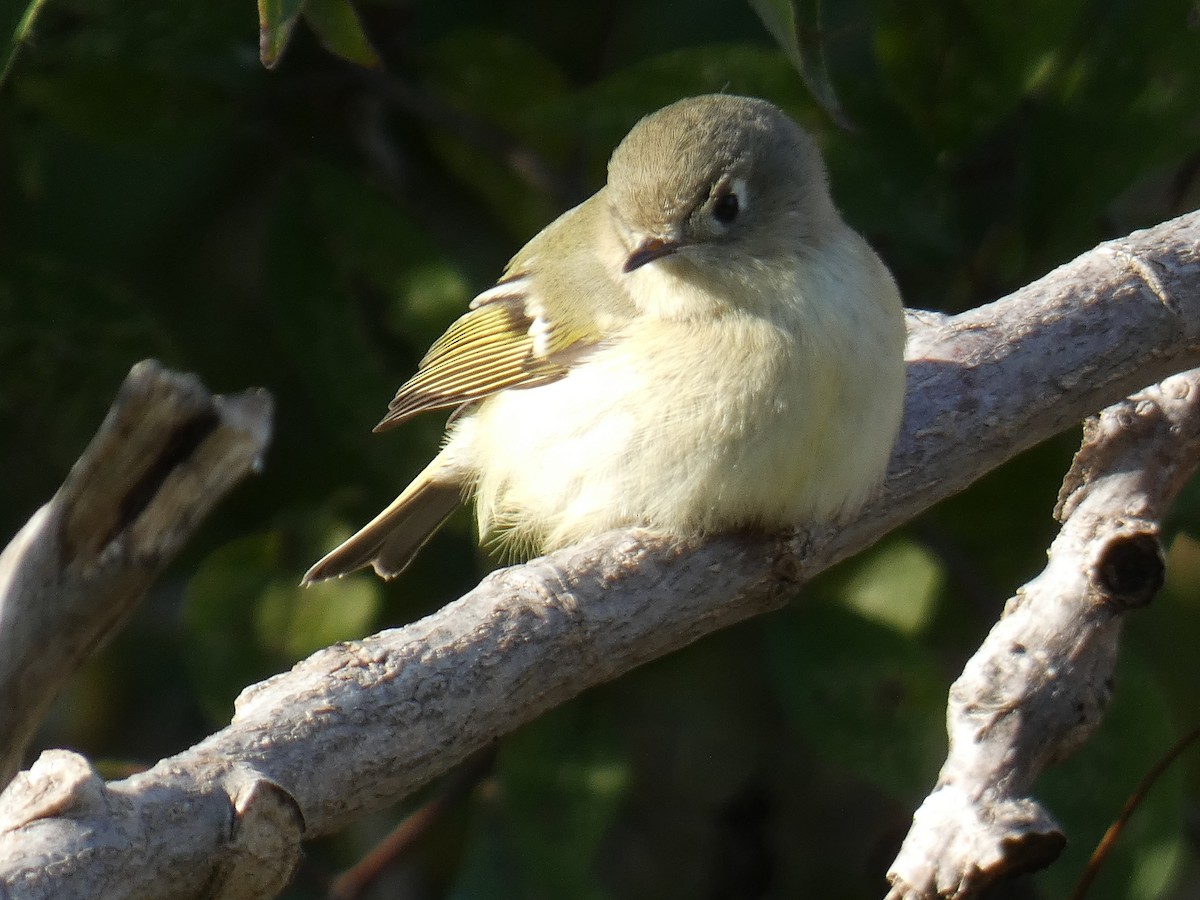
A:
<box><xmin>456</xmin><ymin>314</ymin><xmax>896</xmax><ymax>554</ymax></box>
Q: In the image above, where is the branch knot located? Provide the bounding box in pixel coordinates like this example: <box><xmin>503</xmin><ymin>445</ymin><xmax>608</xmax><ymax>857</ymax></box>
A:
<box><xmin>1093</xmin><ymin>530</ymin><xmax>1163</xmax><ymax>609</ymax></box>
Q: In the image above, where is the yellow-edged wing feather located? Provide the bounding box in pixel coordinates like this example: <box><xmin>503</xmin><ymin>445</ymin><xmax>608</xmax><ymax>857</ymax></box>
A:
<box><xmin>374</xmin><ymin>193</ymin><xmax>632</xmax><ymax>432</ymax></box>
<box><xmin>375</xmin><ymin>289</ymin><xmax>566</xmax><ymax>431</ymax></box>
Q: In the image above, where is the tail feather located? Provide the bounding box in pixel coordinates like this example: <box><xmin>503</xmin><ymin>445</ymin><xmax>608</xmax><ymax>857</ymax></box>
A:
<box><xmin>303</xmin><ymin>466</ymin><xmax>464</xmax><ymax>584</ymax></box>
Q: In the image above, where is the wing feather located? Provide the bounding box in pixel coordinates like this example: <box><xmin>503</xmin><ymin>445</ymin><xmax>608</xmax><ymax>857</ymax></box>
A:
<box><xmin>374</xmin><ymin>194</ymin><xmax>628</xmax><ymax>432</ymax></box>
<box><xmin>374</xmin><ymin>295</ymin><xmax>569</xmax><ymax>431</ymax></box>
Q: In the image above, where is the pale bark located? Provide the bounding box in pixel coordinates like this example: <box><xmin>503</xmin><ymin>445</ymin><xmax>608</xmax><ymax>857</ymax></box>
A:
<box><xmin>0</xmin><ymin>212</ymin><xmax>1198</xmax><ymax>899</ymax></box>
<box><xmin>0</xmin><ymin>361</ymin><xmax>273</xmax><ymax>788</ymax></box>
<box><xmin>885</xmin><ymin>369</ymin><xmax>1200</xmax><ymax>899</ymax></box>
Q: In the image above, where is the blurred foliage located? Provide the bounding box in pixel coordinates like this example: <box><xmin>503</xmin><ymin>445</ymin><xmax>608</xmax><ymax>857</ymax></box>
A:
<box><xmin>2</xmin><ymin>0</ymin><xmax>1200</xmax><ymax>897</ymax></box>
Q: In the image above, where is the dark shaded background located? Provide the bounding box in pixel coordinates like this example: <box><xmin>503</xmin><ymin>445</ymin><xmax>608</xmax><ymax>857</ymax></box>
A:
<box><xmin>2</xmin><ymin>0</ymin><xmax>1200</xmax><ymax>896</ymax></box>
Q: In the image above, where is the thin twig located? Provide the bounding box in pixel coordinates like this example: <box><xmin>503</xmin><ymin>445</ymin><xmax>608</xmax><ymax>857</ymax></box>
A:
<box><xmin>1069</xmin><ymin>724</ymin><xmax>1200</xmax><ymax>900</ymax></box>
<box><xmin>328</xmin><ymin>747</ymin><xmax>497</xmax><ymax>900</ymax></box>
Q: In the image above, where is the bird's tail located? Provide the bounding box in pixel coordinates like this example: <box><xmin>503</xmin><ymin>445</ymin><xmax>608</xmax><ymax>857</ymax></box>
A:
<box><xmin>302</xmin><ymin>458</ymin><xmax>464</xmax><ymax>584</ymax></box>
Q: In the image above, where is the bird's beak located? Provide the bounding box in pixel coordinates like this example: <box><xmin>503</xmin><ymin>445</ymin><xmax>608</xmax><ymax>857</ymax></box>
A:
<box><xmin>623</xmin><ymin>236</ymin><xmax>681</xmax><ymax>273</ymax></box>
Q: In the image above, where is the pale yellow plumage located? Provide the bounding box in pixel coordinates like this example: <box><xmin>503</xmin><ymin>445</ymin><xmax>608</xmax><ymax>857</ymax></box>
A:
<box><xmin>303</xmin><ymin>94</ymin><xmax>906</xmax><ymax>584</ymax></box>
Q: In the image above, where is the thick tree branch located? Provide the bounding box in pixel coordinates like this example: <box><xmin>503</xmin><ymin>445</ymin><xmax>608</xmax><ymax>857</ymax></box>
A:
<box><xmin>0</xmin><ymin>212</ymin><xmax>1198</xmax><ymax>898</ymax></box>
<box><xmin>0</xmin><ymin>361</ymin><xmax>273</xmax><ymax>788</ymax></box>
<box><xmin>885</xmin><ymin>368</ymin><xmax>1200</xmax><ymax>899</ymax></box>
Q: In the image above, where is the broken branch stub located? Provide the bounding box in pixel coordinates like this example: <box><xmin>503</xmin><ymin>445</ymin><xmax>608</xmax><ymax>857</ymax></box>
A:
<box><xmin>886</xmin><ymin>371</ymin><xmax>1200</xmax><ymax>899</ymax></box>
<box><xmin>0</xmin><ymin>360</ymin><xmax>273</xmax><ymax>788</ymax></box>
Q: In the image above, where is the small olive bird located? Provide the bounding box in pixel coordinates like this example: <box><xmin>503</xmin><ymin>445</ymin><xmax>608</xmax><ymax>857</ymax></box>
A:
<box><xmin>304</xmin><ymin>94</ymin><xmax>905</xmax><ymax>584</ymax></box>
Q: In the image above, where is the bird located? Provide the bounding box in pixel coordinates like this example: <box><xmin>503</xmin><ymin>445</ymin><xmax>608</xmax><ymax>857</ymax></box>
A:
<box><xmin>303</xmin><ymin>94</ymin><xmax>906</xmax><ymax>585</ymax></box>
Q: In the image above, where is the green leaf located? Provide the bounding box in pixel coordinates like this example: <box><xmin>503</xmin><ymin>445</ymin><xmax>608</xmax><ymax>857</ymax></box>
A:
<box><xmin>839</xmin><ymin>537</ymin><xmax>944</xmax><ymax>635</ymax></box>
<box><xmin>0</xmin><ymin>0</ymin><xmax>49</xmax><ymax>88</ymax></box>
<box><xmin>258</xmin><ymin>0</ymin><xmax>306</xmax><ymax>69</ymax></box>
<box><xmin>749</xmin><ymin>0</ymin><xmax>854</xmax><ymax>130</ymax></box>
<box><xmin>302</xmin><ymin>0</ymin><xmax>380</xmax><ymax>69</ymax></box>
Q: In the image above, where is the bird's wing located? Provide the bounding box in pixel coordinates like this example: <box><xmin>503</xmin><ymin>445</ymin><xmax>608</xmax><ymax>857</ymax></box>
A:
<box><xmin>374</xmin><ymin>287</ymin><xmax>573</xmax><ymax>430</ymax></box>
<box><xmin>375</xmin><ymin>196</ymin><xmax>626</xmax><ymax>432</ymax></box>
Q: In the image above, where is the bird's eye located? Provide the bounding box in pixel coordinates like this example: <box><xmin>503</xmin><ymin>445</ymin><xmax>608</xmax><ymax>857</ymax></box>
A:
<box><xmin>712</xmin><ymin>190</ymin><xmax>740</xmax><ymax>225</ymax></box>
